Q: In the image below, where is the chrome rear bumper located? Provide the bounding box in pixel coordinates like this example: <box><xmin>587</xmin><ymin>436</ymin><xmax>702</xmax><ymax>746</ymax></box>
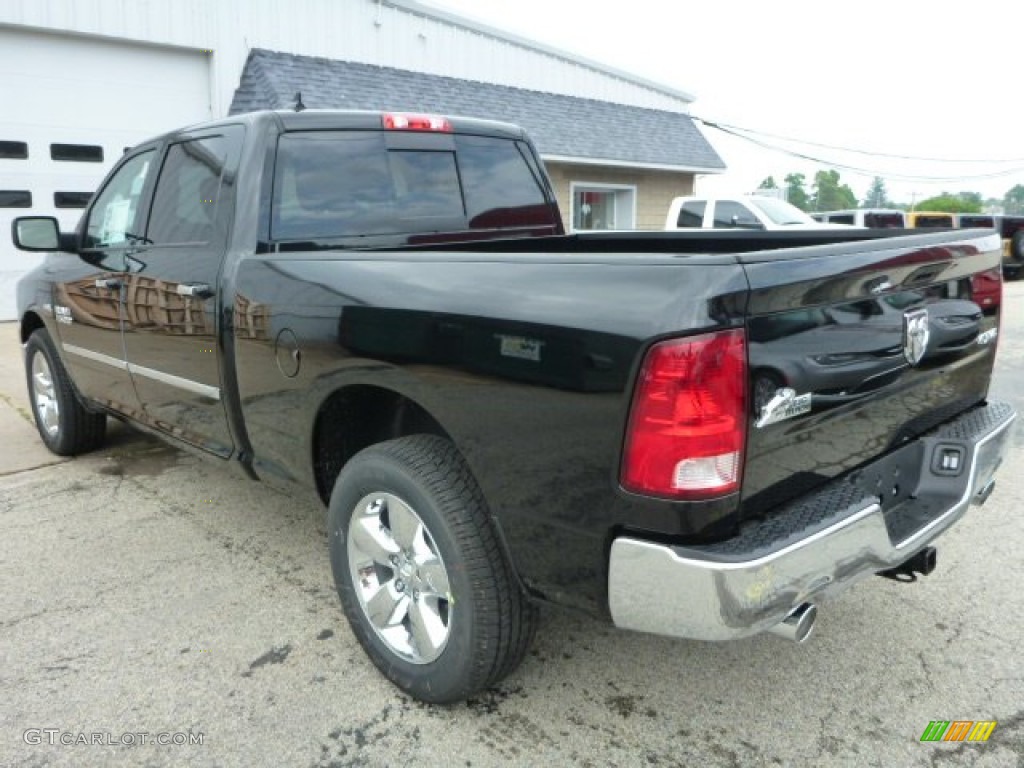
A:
<box><xmin>608</xmin><ymin>401</ymin><xmax>1016</xmax><ymax>641</ymax></box>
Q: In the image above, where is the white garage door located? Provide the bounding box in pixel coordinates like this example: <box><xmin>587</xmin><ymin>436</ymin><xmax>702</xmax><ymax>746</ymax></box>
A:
<box><xmin>0</xmin><ymin>29</ymin><xmax>212</xmax><ymax>320</ymax></box>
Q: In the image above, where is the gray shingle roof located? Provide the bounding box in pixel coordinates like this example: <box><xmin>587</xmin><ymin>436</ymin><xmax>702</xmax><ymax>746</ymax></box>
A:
<box><xmin>229</xmin><ymin>49</ymin><xmax>726</xmax><ymax>172</ymax></box>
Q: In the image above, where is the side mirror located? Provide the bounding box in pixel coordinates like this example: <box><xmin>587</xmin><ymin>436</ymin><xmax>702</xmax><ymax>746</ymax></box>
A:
<box><xmin>12</xmin><ymin>217</ymin><xmax>75</xmax><ymax>252</ymax></box>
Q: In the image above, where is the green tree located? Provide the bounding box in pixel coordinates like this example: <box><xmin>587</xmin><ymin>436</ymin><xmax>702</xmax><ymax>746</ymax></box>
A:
<box><xmin>915</xmin><ymin>192</ymin><xmax>982</xmax><ymax>213</ymax></box>
<box><xmin>810</xmin><ymin>169</ymin><xmax>857</xmax><ymax>212</ymax></box>
<box><xmin>957</xmin><ymin>191</ymin><xmax>983</xmax><ymax>210</ymax></box>
<box><xmin>758</xmin><ymin>176</ymin><xmax>779</xmax><ymax>190</ymax></box>
<box><xmin>863</xmin><ymin>177</ymin><xmax>891</xmax><ymax>208</ymax></box>
<box><xmin>785</xmin><ymin>173</ymin><xmax>810</xmax><ymax>211</ymax></box>
<box><xmin>1004</xmin><ymin>185</ymin><xmax>1024</xmax><ymax>215</ymax></box>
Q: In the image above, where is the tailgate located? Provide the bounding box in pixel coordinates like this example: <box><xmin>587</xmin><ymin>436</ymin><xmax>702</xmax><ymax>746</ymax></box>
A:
<box><xmin>739</xmin><ymin>229</ymin><xmax>1003</xmax><ymax>519</ymax></box>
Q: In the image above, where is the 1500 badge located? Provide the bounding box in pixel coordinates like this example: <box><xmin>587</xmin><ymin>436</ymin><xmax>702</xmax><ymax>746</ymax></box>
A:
<box><xmin>755</xmin><ymin>387</ymin><xmax>812</xmax><ymax>428</ymax></box>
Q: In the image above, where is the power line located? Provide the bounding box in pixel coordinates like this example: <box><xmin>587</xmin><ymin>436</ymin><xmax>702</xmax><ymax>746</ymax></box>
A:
<box><xmin>696</xmin><ymin>119</ymin><xmax>1024</xmax><ymax>183</ymax></box>
<box><xmin>693</xmin><ymin>116</ymin><xmax>1024</xmax><ymax>164</ymax></box>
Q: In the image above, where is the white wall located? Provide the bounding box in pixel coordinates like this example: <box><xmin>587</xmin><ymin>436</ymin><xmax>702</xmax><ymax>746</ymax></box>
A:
<box><xmin>0</xmin><ymin>0</ymin><xmax>693</xmax><ymax>118</ymax></box>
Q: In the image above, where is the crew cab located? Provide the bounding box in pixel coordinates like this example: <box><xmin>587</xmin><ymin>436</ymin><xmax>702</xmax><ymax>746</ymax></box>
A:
<box><xmin>13</xmin><ymin>110</ymin><xmax>1015</xmax><ymax>703</ymax></box>
<box><xmin>665</xmin><ymin>194</ymin><xmax>854</xmax><ymax>230</ymax></box>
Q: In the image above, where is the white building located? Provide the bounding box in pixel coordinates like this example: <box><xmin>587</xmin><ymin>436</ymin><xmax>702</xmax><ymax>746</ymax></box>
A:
<box><xmin>0</xmin><ymin>0</ymin><xmax>724</xmax><ymax>320</ymax></box>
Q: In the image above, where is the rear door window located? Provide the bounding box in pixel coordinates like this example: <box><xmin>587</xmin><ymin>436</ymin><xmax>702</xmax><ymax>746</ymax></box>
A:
<box><xmin>147</xmin><ymin>136</ymin><xmax>231</xmax><ymax>245</ymax></box>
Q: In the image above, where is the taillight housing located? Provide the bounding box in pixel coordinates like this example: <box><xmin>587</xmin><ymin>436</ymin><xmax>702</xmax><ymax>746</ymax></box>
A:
<box><xmin>382</xmin><ymin>113</ymin><xmax>453</xmax><ymax>132</ymax></box>
<box><xmin>621</xmin><ymin>328</ymin><xmax>747</xmax><ymax>500</ymax></box>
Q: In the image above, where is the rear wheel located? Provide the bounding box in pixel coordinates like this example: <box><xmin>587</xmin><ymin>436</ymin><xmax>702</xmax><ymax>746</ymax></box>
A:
<box><xmin>24</xmin><ymin>329</ymin><xmax>106</xmax><ymax>455</ymax></box>
<box><xmin>328</xmin><ymin>435</ymin><xmax>536</xmax><ymax>703</ymax></box>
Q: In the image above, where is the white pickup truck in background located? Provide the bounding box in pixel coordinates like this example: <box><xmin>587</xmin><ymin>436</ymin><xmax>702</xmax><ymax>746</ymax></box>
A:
<box><xmin>665</xmin><ymin>195</ymin><xmax>854</xmax><ymax>231</ymax></box>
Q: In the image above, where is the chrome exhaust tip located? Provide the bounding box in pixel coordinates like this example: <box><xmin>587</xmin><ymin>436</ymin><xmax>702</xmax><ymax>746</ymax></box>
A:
<box><xmin>767</xmin><ymin>603</ymin><xmax>817</xmax><ymax>643</ymax></box>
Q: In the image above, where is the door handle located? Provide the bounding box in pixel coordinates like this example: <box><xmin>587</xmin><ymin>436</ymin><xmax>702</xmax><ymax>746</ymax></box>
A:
<box><xmin>94</xmin><ymin>277</ymin><xmax>121</xmax><ymax>290</ymax></box>
<box><xmin>176</xmin><ymin>283</ymin><xmax>214</xmax><ymax>299</ymax></box>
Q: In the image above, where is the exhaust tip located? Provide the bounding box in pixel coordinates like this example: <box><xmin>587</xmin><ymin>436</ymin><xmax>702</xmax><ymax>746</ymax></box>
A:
<box><xmin>767</xmin><ymin>603</ymin><xmax>817</xmax><ymax>643</ymax></box>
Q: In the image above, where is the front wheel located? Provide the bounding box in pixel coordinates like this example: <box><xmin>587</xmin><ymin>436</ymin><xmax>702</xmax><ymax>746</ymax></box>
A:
<box><xmin>24</xmin><ymin>329</ymin><xmax>106</xmax><ymax>455</ymax></box>
<box><xmin>328</xmin><ymin>435</ymin><xmax>536</xmax><ymax>703</ymax></box>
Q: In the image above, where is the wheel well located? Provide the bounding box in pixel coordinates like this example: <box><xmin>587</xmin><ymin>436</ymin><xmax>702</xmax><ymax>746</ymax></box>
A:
<box><xmin>20</xmin><ymin>311</ymin><xmax>45</xmax><ymax>343</ymax></box>
<box><xmin>312</xmin><ymin>385</ymin><xmax>451</xmax><ymax>503</ymax></box>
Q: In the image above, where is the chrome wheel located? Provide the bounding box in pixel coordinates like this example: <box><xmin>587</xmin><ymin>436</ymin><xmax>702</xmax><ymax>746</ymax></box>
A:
<box><xmin>31</xmin><ymin>351</ymin><xmax>60</xmax><ymax>437</ymax></box>
<box><xmin>347</xmin><ymin>492</ymin><xmax>452</xmax><ymax>664</ymax></box>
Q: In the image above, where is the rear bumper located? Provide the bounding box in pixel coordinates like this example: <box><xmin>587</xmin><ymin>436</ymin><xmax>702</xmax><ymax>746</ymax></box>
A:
<box><xmin>608</xmin><ymin>401</ymin><xmax>1016</xmax><ymax>641</ymax></box>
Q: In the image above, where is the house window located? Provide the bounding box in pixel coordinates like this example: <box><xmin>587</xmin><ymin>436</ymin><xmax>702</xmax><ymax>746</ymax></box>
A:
<box><xmin>0</xmin><ymin>141</ymin><xmax>29</xmax><ymax>159</ymax></box>
<box><xmin>0</xmin><ymin>190</ymin><xmax>32</xmax><ymax>208</ymax></box>
<box><xmin>571</xmin><ymin>184</ymin><xmax>636</xmax><ymax>231</ymax></box>
<box><xmin>51</xmin><ymin>143</ymin><xmax>104</xmax><ymax>162</ymax></box>
<box><xmin>55</xmin><ymin>191</ymin><xmax>93</xmax><ymax>209</ymax></box>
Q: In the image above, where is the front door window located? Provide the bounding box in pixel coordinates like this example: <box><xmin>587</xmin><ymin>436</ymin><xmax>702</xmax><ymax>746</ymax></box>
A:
<box><xmin>84</xmin><ymin>151</ymin><xmax>154</xmax><ymax>248</ymax></box>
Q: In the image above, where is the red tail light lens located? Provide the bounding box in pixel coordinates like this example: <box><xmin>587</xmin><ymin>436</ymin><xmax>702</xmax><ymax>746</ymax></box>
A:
<box><xmin>382</xmin><ymin>113</ymin><xmax>453</xmax><ymax>132</ymax></box>
<box><xmin>621</xmin><ymin>329</ymin><xmax>747</xmax><ymax>500</ymax></box>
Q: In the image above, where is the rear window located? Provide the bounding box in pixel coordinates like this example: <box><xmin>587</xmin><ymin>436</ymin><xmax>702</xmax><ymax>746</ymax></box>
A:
<box><xmin>959</xmin><ymin>216</ymin><xmax>995</xmax><ymax>228</ymax></box>
<box><xmin>914</xmin><ymin>214</ymin><xmax>954</xmax><ymax>228</ymax></box>
<box><xmin>864</xmin><ymin>212</ymin><xmax>904</xmax><ymax>228</ymax></box>
<box><xmin>827</xmin><ymin>214</ymin><xmax>856</xmax><ymax>225</ymax></box>
<box><xmin>271</xmin><ymin>131</ymin><xmax>551</xmax><ymax>241</ymax></box>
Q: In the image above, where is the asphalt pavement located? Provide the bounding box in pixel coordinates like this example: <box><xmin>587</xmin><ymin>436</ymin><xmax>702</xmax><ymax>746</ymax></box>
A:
<box><xmin>2</xmin><ymin>284</ymin><xmax>1024</xmax><ymax>767</ymax></box>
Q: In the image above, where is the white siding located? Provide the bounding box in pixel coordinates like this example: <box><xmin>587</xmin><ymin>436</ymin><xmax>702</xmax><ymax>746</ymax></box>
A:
<box><xmin>0</xmin><ymin>0</ymin><xmax>692</xmax><ymax>117</ymax></box>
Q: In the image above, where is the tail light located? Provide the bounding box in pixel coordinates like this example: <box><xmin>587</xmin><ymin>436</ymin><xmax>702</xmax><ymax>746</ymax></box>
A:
<box><xmin>382</xmin><ymin>113</ymin><xmax>453</xmax><ymax>132</ymax></box>
<box><xmin>621</xmin><ymin>328</ymin><xmax>747</xmax><ymax>500</ymax></box>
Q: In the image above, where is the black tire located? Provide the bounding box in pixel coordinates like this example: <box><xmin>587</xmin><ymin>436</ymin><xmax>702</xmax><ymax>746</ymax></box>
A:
<box><xmin>24</xmin><ymin>329</ymin><xmax>106</xmax><ymax>456</ymax></box>
<box><xmin>328</xmin><ymin>435</ymin><xmax>536</xmax><ymax>703</ymax></box>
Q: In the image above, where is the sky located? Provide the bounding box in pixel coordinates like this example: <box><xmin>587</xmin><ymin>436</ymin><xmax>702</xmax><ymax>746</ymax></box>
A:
<box><xmin>424</xmin><ymin>0</ymin><xmax>1024</xmax><ymax>208</ymax></box>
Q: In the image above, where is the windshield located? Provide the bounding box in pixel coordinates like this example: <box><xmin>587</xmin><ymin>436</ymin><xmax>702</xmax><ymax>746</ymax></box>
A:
<box><xmin>748</xmin><ymin>197</ymin><xmax>817</xmax><ymax>226</ymax></box>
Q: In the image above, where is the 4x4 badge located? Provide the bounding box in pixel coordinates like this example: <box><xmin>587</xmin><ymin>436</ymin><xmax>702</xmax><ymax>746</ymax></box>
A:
<box><xmin>903</xmin><ymin>308</ymin><xmax>930</xmax><ymax>366</ymax></box>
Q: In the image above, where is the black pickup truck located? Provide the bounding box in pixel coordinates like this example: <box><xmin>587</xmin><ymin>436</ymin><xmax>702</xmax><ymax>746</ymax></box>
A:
<box><xmin>12</xmin><ymin>110</ymin><xmax>1016</xmax><ymax>703</ymax></box>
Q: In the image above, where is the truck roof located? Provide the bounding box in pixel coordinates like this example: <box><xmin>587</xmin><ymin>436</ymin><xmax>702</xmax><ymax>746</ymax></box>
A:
<box><xmin>161</xmin><ymin>109</ymin><xmax>530</xmax><ymax>142</ymax></box>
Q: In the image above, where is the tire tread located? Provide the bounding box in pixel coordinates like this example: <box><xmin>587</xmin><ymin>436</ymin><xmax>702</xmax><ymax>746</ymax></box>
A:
<box><xmin>332</xmin><ymin>434</ymin><xmax>536</xmax><ymax>701</ymax></box>
<box><xmin>26</xmin><ymin>329</ymin><xmax>106</xmax><ymax>456</ymax></box>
